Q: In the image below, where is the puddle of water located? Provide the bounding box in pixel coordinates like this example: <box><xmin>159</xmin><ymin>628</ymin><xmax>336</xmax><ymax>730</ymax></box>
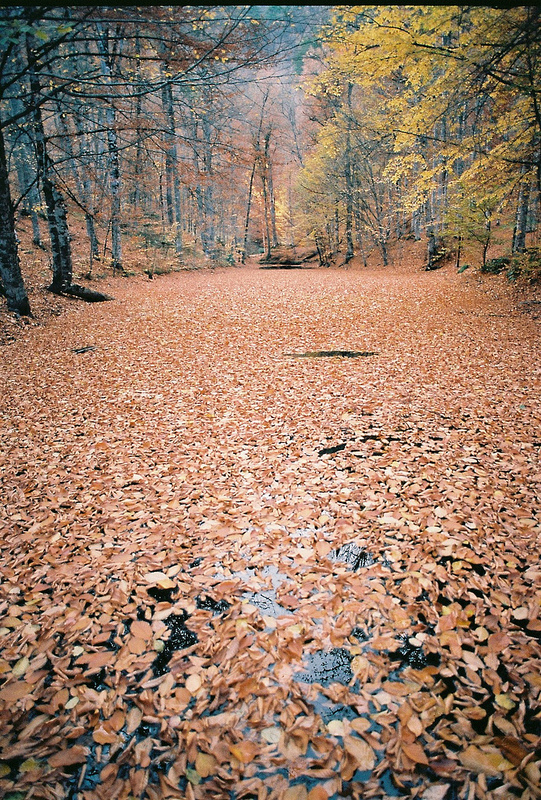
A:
<box><xmin>242</xmin><ymin>589</ymin><xmax>291</xmax><ymax>618</ymax></box>
<box><xmin>328</xmin><ymin>542</ymin><xmax>374</xmax><ymax>570</ymax></box>
<box><xmin>196</xmin><ymin>595</ymin><xmax>230</xmax><ymax>614</ymax></box>
<box><xmin>312</xmin><ymin>697</ymin><xmax>359</xmax><ymax>725</ymax></box>
<box><xmin>318</xmin><ymin>442</ymin><xmax>347</xmax><ymax>456</ymax></box>
<box><xmin>147</xmin><ymin>585</ymin><xmax>176</xmax><ymax>603</ymax></box>
<box><xmin>389</xmin><ymin>635</ymin><xmax>441</xmax><ymax>671</ymax></box>
<box><xmin>152</xmin><ymin>612</ymin><xmax>198</xmax><ymax>677</ymax></box>
<box><xmin>294</xmin><ymin>648</ymin><xmax>353</xmax><ymax>686</ymax></box>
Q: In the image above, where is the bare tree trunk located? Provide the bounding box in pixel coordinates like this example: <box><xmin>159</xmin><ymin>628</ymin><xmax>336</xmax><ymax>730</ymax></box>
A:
<box><xmin>344</xmin><ymin>84</ymin><xmax>354</xmax><ymax>263</ymax></box>
<box><xmin>160</xmin><ymin>72</ymin><xmax>182</xmax><ymax>256</ymax></box>
<box><xmin>96</xmin><ymin>23</ymin><xmax>123</xmax><ymax>274</ymax></box>
<box><xmin>26</xmin><ymin>33</ymin><xmax>74</xmax><ymax>292</ymax></box>
<box><xmin>261</xmin><ymin>164</ymin><xmax>272</xmax><ymax>261</ymax></box>
<box><xmin>56</xmin><ymin>102</ymin><xmax>100</xmax><ymax>269</ymax></box>
<box><xmin>241</xmin><ymin>92</ymin><xmax>268</xmax><ymax>263</ymax></box>
<box><xmin>263</xmin><ymin>130</ymin><xmax>278</xmax><ymax>248</ymax></box>
<box><xmin>8</xmin><ymin>97</ymin><xmax>43</xmax><ymax>248</ymax></box>
<box><xmin>512</xmin><ymin>167</ymin><xmax>530</xmax><ymax>253</ymax></box>
<box><xmin>0</xmin><ymin>123</ymin><xmax>31</xmax><ymax>315</ymax></box>
<box><xmin>241</xmin><ymin>158</ymin><xmax>257</xmax><ymax>263</ymax></box>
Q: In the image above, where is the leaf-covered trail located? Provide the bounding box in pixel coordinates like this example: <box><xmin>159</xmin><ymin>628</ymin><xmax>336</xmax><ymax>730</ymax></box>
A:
<box><xmin>1</xmin><ymin>263</ymin><xmax>540</xmax><ymax>800</ymax></box>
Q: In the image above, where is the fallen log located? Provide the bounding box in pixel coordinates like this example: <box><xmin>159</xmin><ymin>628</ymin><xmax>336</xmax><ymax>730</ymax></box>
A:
<box><xmin>49</xmin><ymin>283</ymin><xmax>113</xmax><ymax>302</ymax></box>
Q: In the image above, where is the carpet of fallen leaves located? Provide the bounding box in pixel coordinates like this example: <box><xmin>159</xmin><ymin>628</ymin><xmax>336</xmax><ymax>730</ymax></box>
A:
<box><xmin>1</xmin><ymin>259</ymin><xmax>540</xmax><ymax>800</ymax></box>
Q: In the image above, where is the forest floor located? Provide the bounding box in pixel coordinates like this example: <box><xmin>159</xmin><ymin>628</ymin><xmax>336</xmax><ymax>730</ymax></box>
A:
<box><xmin>0</xmin><ymin>252</ymin><xmax>540</xmax><ymax>800</ymax></box>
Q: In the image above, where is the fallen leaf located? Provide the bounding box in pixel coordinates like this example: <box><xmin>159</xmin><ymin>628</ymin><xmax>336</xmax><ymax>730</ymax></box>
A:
<box><xmin>308</xmin><ymin>788</ymin><xmax>329</xmax><ymax>800</ymax></box>
<box><xmin>0</xmin><ymin>681</ymin><xmax>31</xmax><ymax>702</ymax></box>
<box><xmin>261</xmin><ymin>726</ymin><xmax>281</xmax><ymax>744</ymax></box>
<box><xmin>459</xmin><ymin>745</ymin><xmax>513</xmax><ymax>775</ymax></box>
<box><xmin>195</xmin><ymin>752</ymin><xmax>216</xmax><ymax>777</ymax></box>
<box><xmin>421</xmin><ymin>786</ymin><xmax>450</xmax><ymax>800</ymax></box>
<box><xmin>12</xmin><ymin>656</ymin><xmax>29</xmax><ymax>678</ymax></box>
<box><xmin>49</xmin><ymin>746</ymin><xmax>89</xmax><ymax>767</ymax></box>
<box><xmin>402</xmin><ymin>742</ymin><xmax>429</xmax><ymax>766</ymax></box>
<box><xmin>495</xmin><ymin>693</ymin><xmax>515</xmax><ymax>710</ymax></box>
<box><xmin>186</xmin><ymin>673</ymin><xmax>202</xmax><ymax>694</ymax></box>
<box><xmin>284</xmin><ymin>786</ymin><xmax>308</xmax><ymax>800</ymax></box>
<box><xmin>229</xmin><ymin>740</ymin><xmax>260</xmax><ymax>764</ymax></box>
<box><xmin>343</xmin><ymin>735</ymin><xmax>375</xmax><ymax>771</ymax></box>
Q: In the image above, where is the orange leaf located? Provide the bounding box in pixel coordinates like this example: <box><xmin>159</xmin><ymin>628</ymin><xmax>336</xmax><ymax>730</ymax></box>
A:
<box><xmin>402</xmin><ymin>742</ymin><xmax>429</xmax><ymax>765</ymax></box>
<box><xmin>229</xmin><ymin>740</ymin><xmax>260</xmax><ymax>764</ymax></box>
<box><xmin>49</xmin><ymin>745</ymin><xmax>89</xmax><ymax>767</ymax></box>
<box><xmin>131</xmin><ymin>619</ymin><xmax>153</xmax><ymax>640</ymax></box>
<box><xmin>93</xmin><ymin>724</ymin><xmax>118</xmax><ymax>745</ymax></box>
<box><xmin>0</xmin><ymin>681</ymin><xmax>31</xmax><ymax>702</ymax></box>
<box><xmin>308</xmin><ymin>788</ymin><xmax>329</xmax><ymax>800</ymax></box>
<box><xmin>77</xmin><ymin>651</ymin><xmax>113</xmax><ymax>669</ymax></box>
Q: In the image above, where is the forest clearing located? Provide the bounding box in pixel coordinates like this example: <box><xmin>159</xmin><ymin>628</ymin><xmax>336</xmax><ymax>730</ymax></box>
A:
<box><xmin>1</xmin><ymin>5</ymin><xmax>541</xmax><ymax>800</ymax></box>
<box><xmin>1</xmin><ymin>255</ymin><xmax>540</xmax><ymax>800</ymax></box>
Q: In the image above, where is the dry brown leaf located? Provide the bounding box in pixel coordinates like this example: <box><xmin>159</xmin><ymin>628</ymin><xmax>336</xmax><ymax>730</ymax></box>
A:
<box><xmin>229</xmin><ymin>740</ymin><xmax>260</xmax><ymax>764</ymax></box>
<box><xmin>195</xmin><ymin>752</ymin><xmax>216</xmax><ymax>778</ymax></box>
<box><xmin>459</xmin><ymin>745</ymin><xmax>513</xmax><ymax>775</ymax></box>
<box><xmin>0</xmin><ymin>680</ymin><xmax>31</xmax><ymax>702</ymax></box>
<box><xmin>49</xmin><ymin>745</ymin><xmax>89</xmax><ymax>767</ymax></box>
<box><xmin>343</xmin><ymin>735</ymin><xmax>375</xmax><ymax>771</ymax></box>
<box><xmin>307</xmin><ymin>788</ymin><xmax>329</xmax><ymax>800</ymax></box>
<box><xmin>402</xmin><ymin>742</ymin><xmax>429</xmax><ymax>766</ymax></box>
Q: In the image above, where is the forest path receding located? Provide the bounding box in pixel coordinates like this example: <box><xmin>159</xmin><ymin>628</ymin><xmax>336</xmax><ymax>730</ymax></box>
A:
<box><xmin>1</xmin><ymin>264</ymin><xmax>540</xmax><ymax>800</ymax></box>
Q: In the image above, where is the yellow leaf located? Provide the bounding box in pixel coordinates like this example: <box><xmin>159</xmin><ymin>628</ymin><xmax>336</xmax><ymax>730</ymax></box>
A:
<box><xmin>20</xmin><ymin>758</ymin><xmax>41</xmax><ymax>772</ymax></box>
<box><xmin>195</xmin><ymin>752</ymin><xmax>216</xmax><ymax>777</ymax></box>
<box><xmin>327</xmin><ymin>719</ymin><xmax>345</xmax><ymax>736</ymax></box>
<box><xmin>12</xmin><ymin>656</ymin><xmax>29</xmax><ymax>678</ymax></box>
<box><xmin>0</xmin><ymin>763</ymin><xmax>11</xmax><ymax>777</ymax></box>
<box><xmin>287</xmin><ymin>623</ymin><xmax>304</xmax><ymax>636</ymax></box>
<box><xmin>495</xmin><ymin>694</ymin><xmax>515</xmax><ymax>710</ymax></box>
<box><xmin>229</xmin><ymin>740</ymin><xmax>260</xmax><ymax>764</ymax></box>
<box><xmin>459</xmin><ymin>745</ymin><xmax>513</xmax><ymax>775</ymax></box>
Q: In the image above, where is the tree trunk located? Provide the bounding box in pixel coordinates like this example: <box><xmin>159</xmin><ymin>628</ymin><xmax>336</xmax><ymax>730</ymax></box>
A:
<box><xmin>96</xmin><ymin>23</ymin><xmax>123</xmax><ymax>273</ymax></box>
<box><xmin>0</xmin><ymin>123</ymin><xmax>31</xmax><ymax>315</ymax></box>
<box><xmin>26</xmin><ymin>33</ymin><xmax>74</xmax><ymax>293</ymax></box>
<box><xmin>344</xmin><ymin>84</ymin><xmax>354</xmax><ymax>262</ymax></box>
<box><xmin>56</xmin><ymin>102</ymin><xmax>100</xmax><ymax>268</ymax></box>
<box><xmin>8</xmin><ymin>96</ymin><xmax>43</xmax><ymax>248</ymax></box>
<box><xmin>161</xmin><ymin>73</ymin><xmax>182</xmax><ymax>256</ymax></box>
<box><xmin>261</xmin><ymin>166</ymin><xmax>272</xmax><ymax>261</ymax></box>
<box><xmin>263</xmin><ymin>130</ymin><xmax>278</xmax><ymax>248</ymax></box>
<box><xmin>512</xmin><ymin>168</ymin><xmax>530</xmax><ymax>253</ymax></box>
<box><xmin>241</xmin><ymin>93</ymin><xmax>268</xmax><ymax>263</ymax></box>
<box><xmin>241</xmin><ymin>158</ymin><xmax>257</xmax><ymax>263</ymax></box>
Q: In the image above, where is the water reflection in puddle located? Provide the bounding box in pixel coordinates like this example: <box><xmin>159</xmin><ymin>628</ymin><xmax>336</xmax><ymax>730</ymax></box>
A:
<box><xmin>294</xmin><ymin>648</ymin><xmax>353</xmax><ymax>686</ymax></box>
<box><xmin>328</xmin><ymin>542</ymin><xmax>374</xmax><ymax>570</ymax></box>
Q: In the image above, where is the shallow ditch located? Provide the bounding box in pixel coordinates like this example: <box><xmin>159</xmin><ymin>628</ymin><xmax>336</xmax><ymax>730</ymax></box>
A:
<box><xmin>286</xmin><ymin>350</ymin><xmax>377</xmax><ymax>359</ymax></box>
